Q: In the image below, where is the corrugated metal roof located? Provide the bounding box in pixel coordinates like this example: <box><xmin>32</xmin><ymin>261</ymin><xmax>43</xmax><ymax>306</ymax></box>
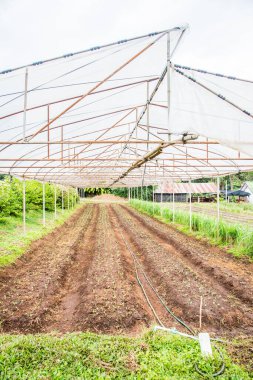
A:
<box><xmin>155</xmin><ymin>182</ymin><xmax>217</xmax><ymax>194</ymax></box>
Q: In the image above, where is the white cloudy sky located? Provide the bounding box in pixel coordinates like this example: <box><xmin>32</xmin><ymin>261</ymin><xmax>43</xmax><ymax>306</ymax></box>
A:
<box><xmin>0</xmin><ymin>0</ymin><xmax>252</xmax><ymax>78</ymax></box>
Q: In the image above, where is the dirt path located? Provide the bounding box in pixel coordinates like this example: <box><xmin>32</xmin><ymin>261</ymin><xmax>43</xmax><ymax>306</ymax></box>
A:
<box><xmin>0</xmin><ymin>202</ymin><xmax>252</xmax><ymax>337</ymax></box>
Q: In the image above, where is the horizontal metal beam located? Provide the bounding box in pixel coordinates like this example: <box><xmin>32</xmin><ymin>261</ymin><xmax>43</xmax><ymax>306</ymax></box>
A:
<box><xmin>0</xmin><ymin>140</ymin><xmax>219</xmax><ymax>145</ymax></box>
<box><xmin>5</xmin><ymin>164</ymin><xmax>253</xmax><ymax>169</ymax></box>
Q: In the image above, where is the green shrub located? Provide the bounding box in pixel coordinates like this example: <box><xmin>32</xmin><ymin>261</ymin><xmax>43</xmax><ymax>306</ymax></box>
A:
<box><xmin>0</xmin><ymin>177</ymin><xmax>79</xmax><ymax>218</ymax></box>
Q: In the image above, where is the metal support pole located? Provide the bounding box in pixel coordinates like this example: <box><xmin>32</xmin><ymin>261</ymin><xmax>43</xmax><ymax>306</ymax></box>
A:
<box><xmin>225</xmin><ymin>180</ymin><xmax>228</xmax><ymax>203</ymax></box>
<box><xmin>167</xmin><ymin>32</ymin><xmax>171</xmax><ymax>140</ymax></box>
<box><xmin>161</xmin><ymin>183</ymin><xmax>163</xmax><ymax>217</ymax></box>
<box><xmin>47</xmin><ymin>105</ymin><xmax>50</xmax><ymax>158</ymax></box>
<box><xmin>42</xmin><ymin>182</ymin><xmax>46</xmax><ymax>226</ymax></box>
<box><xmin>23</xmin><ymin>68</ymin><xmax>28</xmax><ymax>141</ymax></box>
<box><xmin>137</xmin><ymin>187</ymin><xmax>139</xmax><ymax>200</ymax></box>
<box><xmin>67</xmin><ymin>188</ymin><xmax>70</xmax><ymax>210</ymax></box>
<box><xmin>147</xmin><ymin>81</ymin><xmax>150</xmax><ymax>150</ymax></box>
<box><xmin>152</xmin><ymin>184</ymin><xmax>155</xmax><ymax>215</ymax></box>
<box><xmin>189</xmin><ymin>180</ymin><xmax>192</xmax><ymax>231</ymax></box>
<box><xmin>172</xmin><ymin>180</ymin><xmax>175</xmax><ymax>223</ymax></box>
<box><xmin>128</xmin><ymin>187</ymin><xmax>130</xmax><ymax>201</ymax></box>
<box><xmin>62</xmin><ymin>188</ymin><xmax>64</xmax><ymax>213</ymax></box>
<box><xmin>54</xmin><ymin>185</ymin><xmax>57</xmax><ymax>219</ymax></box>
<box><xmin>217</xmin><ymin>177</ymin><xmax>220</xmax><ymax>223</ymax></box>
<box><xmin>146</xmin><ymin>185</ymin><xmax>148</xmax><ymax>201</ymax></box>
<box><xmin>23</xmin><ymin>179</ymin><xmax>26</xmax><ymax>234</ymax></box>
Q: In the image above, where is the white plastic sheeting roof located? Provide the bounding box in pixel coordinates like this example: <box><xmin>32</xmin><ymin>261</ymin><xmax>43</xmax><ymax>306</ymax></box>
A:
<box><xmin>0</xmin><ymin>26</ymin><xmax>253</xmax><ymax>188</ymax></box>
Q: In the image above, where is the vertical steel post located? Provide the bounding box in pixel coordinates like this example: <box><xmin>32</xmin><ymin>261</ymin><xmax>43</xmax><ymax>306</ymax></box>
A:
<box><xmin>42</xmin><ymin>182</ymin><xmax>46</xmax><ymax>227</ymax></box>
<box><xmin>167</xmin><ymin>32</ymin><xmax>171</xmax><ymax>140</ymax></box>
<box><xmin>23</xmin><ymin>68</ymin><xmax>28</xmax><ymax>141</ymax></box>
<box><xmin>135</xmin><ymin>108</ymin><xmax>138</xmax><ymax>157</ymax></box>
<box><xmin>67</xmin><ymin>188</ymin><xmax>70</xmax><ymax>210</ymax></box>
<box><xmin>217</xmin><ymin>177</ymin><xmax>220</xmax><ymax>223</ymax></box>
<box><xmin>189</xmin><ymin>180</ymin><xmax>192</xmax><ymax>231</ymax></box>
<box><xmin>172</xmin><ymin>180</ymin><xmax>175</xmax><ymax>223</ymax></box>
<box><xmin>225</xmin><ymin>180</ymin><xmax>228</xmax><ymax>203</ymax></box>
<box><xmin>23</xmin><ymin>179</ymin><xmax>26</xmax><ymax>234</ymax></box>
<box><xmin>147</xmin><ymin>81</ymin><xmax>150</xmax><ymax>150</ymax></box>
<box><xmin>128</xmin><ymin>187</ymin><xmax>130</xmax><ymax>201</ymax></box>
<box><xmin>47</xmin><ymin>105</ymin><xmax>50</xmax><ymax>158</ymax></box>
<box><xmin>152</xmin><ymin>184</ymin><xmax>155</xmax><ymax>215</ymax></box>
<box><xmin>54</xmin><ymin>185</ymin><xmax>57</xmax><ymax>219</ymax></box>
<box><xmin>161</xmin><ymin>182</ymin><xmax>163</xmax><ymax>217</ymax></box>
<box><xmin>62</xmin><ymin>188</ymin><xmax>64</xmax><ymax>213</ymax></box>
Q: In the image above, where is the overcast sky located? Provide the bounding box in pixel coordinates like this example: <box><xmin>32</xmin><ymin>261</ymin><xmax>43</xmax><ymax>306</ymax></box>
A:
<box><xmin>1</xmin><ymin>0</ymin><xmax>252</xmax><ymax>78</ymax></box>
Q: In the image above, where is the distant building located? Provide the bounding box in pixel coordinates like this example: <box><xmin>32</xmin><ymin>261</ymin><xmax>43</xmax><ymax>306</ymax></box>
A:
<box><xmin>154</xmin><ymin>182</ymin><xmax>217</xmax><ymax>202</ymax></box>
<box><xmin>241</xmin><ymin>182</ymin><xmax>253</xmax><ymax>203</ymax></box>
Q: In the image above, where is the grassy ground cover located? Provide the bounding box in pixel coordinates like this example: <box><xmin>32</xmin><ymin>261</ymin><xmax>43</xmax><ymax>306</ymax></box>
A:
<box><xmin>0</xmin><ymin>206</ymin><xmax>80</xmax><ymax>267</ymax></box>
<box><xmin>196</xmin><ymin>201</ymin><xmax>253</xmax><ymax>214</ymax></box>
<box><xmin>0</xmin><ymin>332</ymin><xmax>251</xmax><ymax>379</ymax></box>
<box><xmin>130</xmin><ymin>199</ymin><xmax>253</xmax><ymax>260</ymax></box>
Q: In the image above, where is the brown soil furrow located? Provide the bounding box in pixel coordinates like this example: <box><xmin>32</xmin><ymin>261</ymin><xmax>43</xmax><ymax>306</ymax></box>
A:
<box><xmin>0</xmin><ymin>204</ymin><xmax>94</xmax><ymax>333</ymax></box>
<box><xmin>121</xmin><ymin>205</ymin><xmax>253</xmax><ymax>306</ymax></box>
<box><xmin>73</xmin><ymin>204</ymin><xmax>152</xmax><ymax>334</ymax></box>
<box><xmin>0</xmin><ymin>200</ymin><xmax>252</xmax><ymax>338</ymax></box>
<box><xmin>112</xmin><ymin>205</ymin><xmax>253</xmax><ymax>336</ymax></box>
<box><xmin>44</xmin><ymin>204</ymin><xmax>100</xmax><ymax>332</ymax></box>
<box><xmin>108</xmin><ymin>205</ymin><xmax>192</xmax><ymax>330</ymax></box>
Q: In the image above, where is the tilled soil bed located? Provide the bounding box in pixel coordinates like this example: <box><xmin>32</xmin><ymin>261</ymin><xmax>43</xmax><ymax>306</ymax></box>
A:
<box><xmin>0</xmin><ymin>202</ymin><xmax>252</xmax><ymax>337</ymax></box>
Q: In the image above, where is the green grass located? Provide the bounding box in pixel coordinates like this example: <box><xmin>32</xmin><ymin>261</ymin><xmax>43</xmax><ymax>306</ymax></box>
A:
<box><xmin>0</xmin><ymin>332</ymin><xmax>251</xmax><ymax>379</ymax></box>
<box><xmin>130</xmin><ymin>200</ymin><xmax>253</xmax><ymax>260</ymax></box>
<box><xmin>0</xmin><ymin>205</ymin><xmax>81</xmax><ymax>267</ymax></box>
<box><xmin>191</xmin><ymin>201</ymin><xmax>253</xmax><ymax>214</ymax></box>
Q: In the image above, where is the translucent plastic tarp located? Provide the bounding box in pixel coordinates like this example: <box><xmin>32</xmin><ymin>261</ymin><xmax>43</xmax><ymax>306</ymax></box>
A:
<box><xmin>0</xmin><ymin>27</ymin><xmax>253</xmax><ymax>188</ymax></box>
<box><xmin>169</xmin><ymin>66</ymin><xmax>253</xmax><ymax>156</ymax></box>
